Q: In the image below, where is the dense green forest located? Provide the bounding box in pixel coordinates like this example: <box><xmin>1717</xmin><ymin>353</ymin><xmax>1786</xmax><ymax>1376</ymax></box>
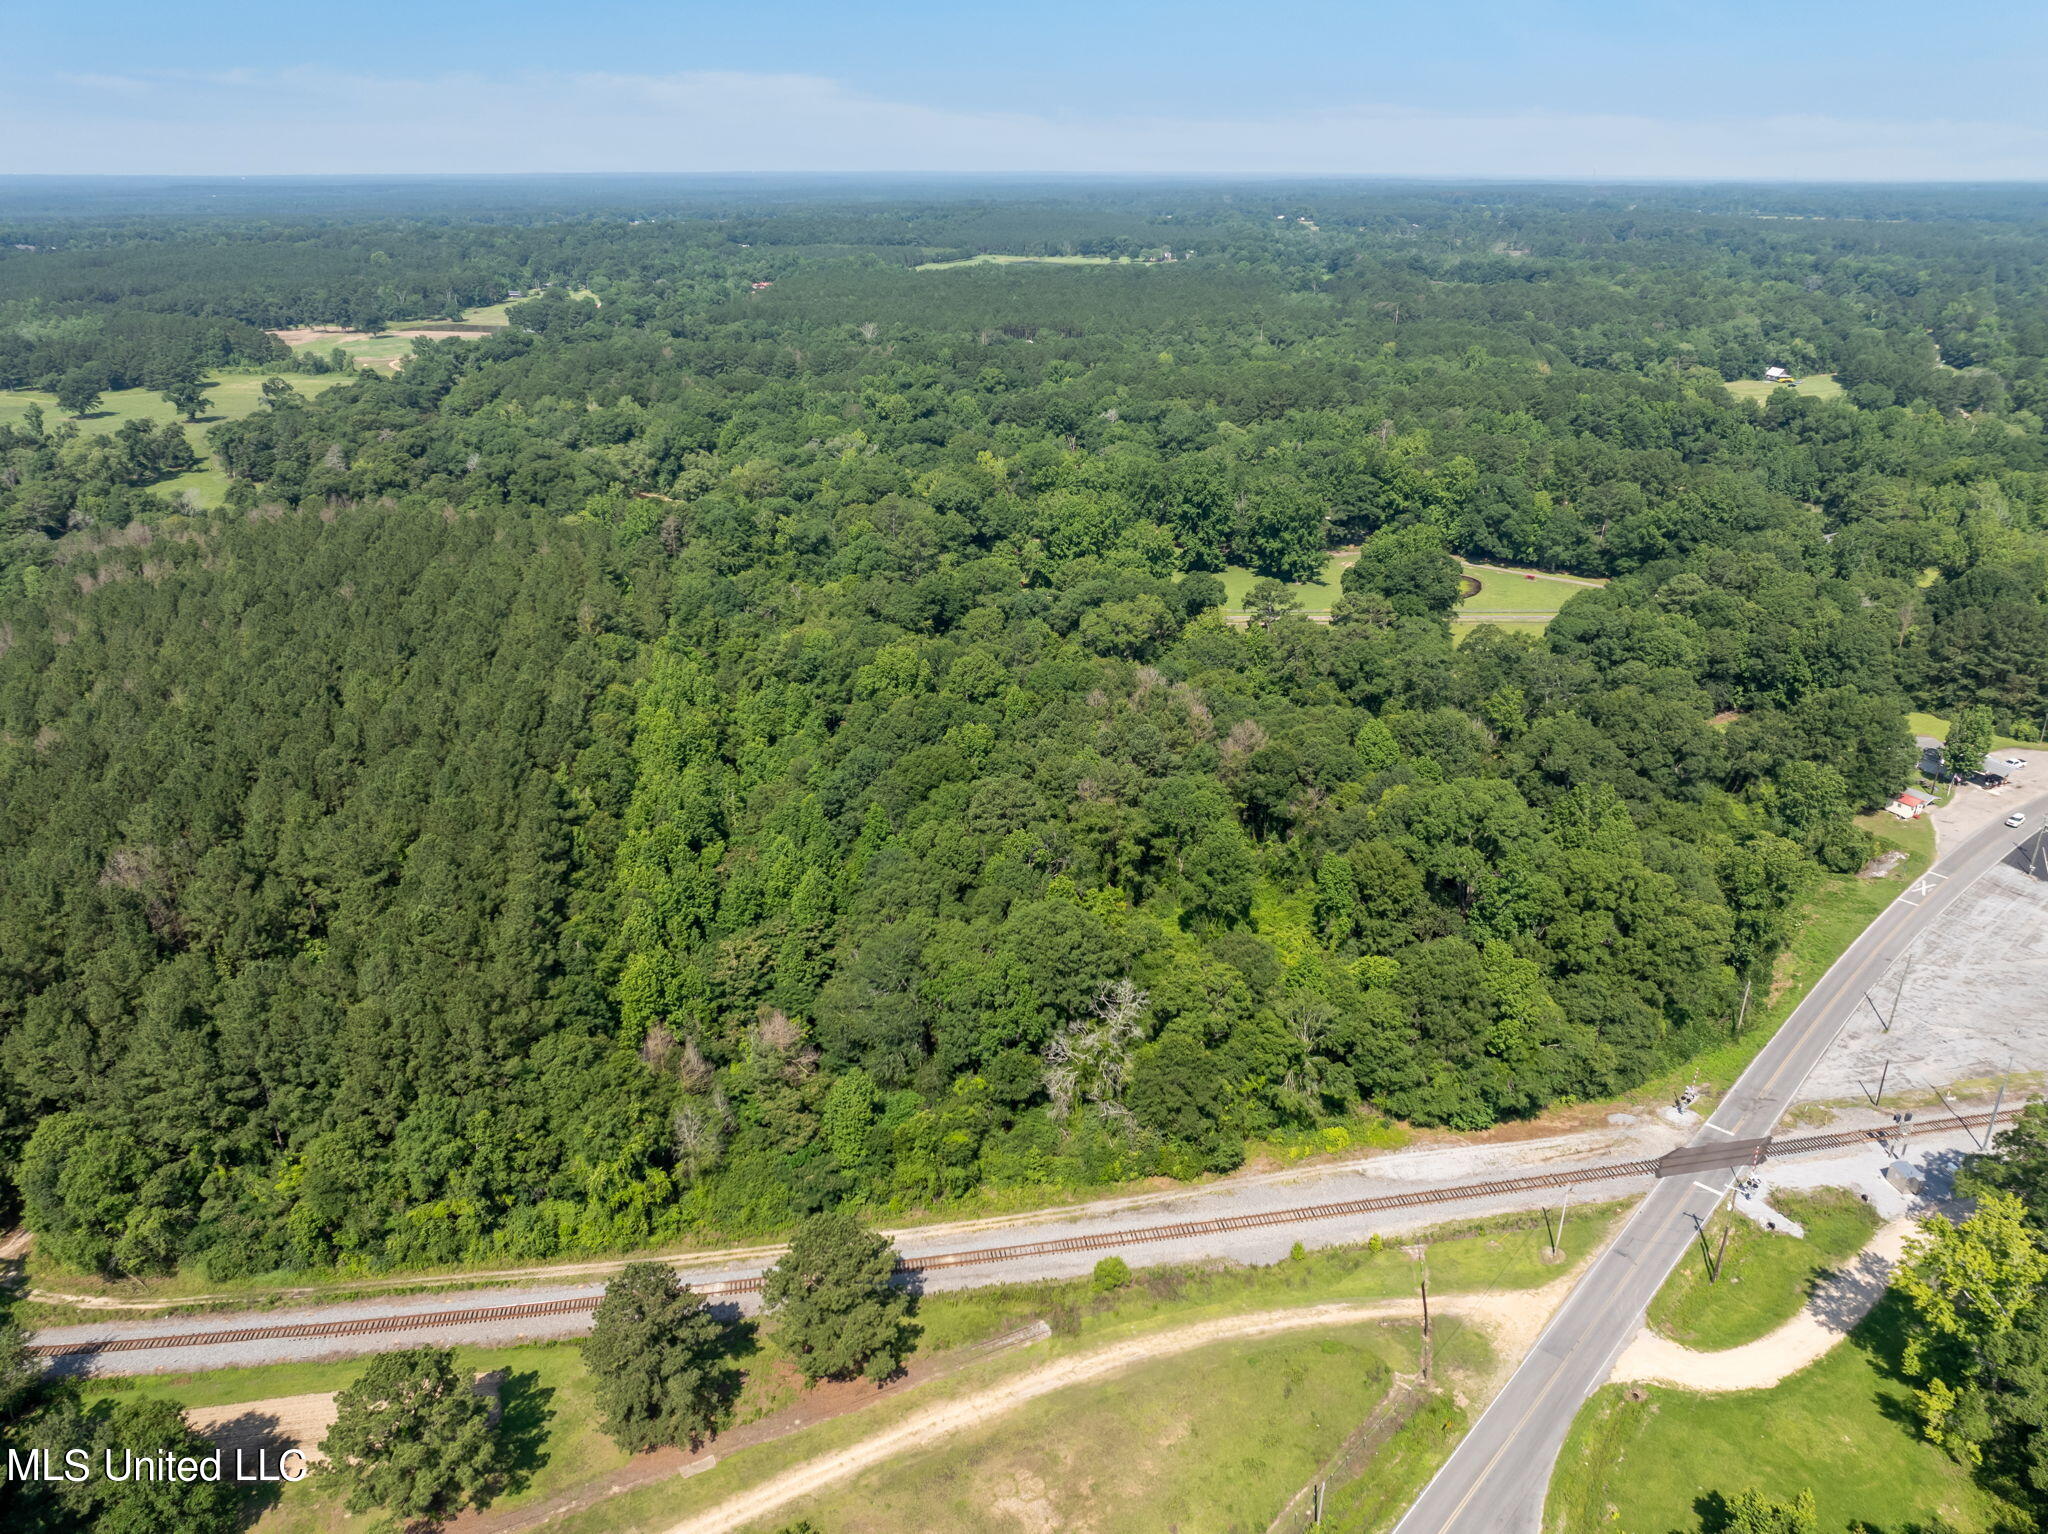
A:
<box><xmin>0</xmin><ymin>180</ymin><xmax>2044</xmax><ymax>1281</ymax></box>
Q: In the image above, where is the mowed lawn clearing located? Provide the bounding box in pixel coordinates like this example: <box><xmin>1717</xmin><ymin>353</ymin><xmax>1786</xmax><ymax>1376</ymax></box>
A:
<box><xmin>0</xmin><ymin>370</ymin><xmax>350</xmax><ymax>508</ymax></box>
<box><xmin>1907</xmin><ymin>710</ymin><xmax>2048</xmax><ymax>754</ymax></box>
<box><xmin>0</xmin><ymin>370</ymin><xmax>346</xmax><ymax>437</ymax></box>
<box><xmin>1547</xmin><ymin>1295</ymin><xmax>2018</xmax><ymax>1534</ymax></box>
<box><xmin>1725</xmin><ymin>372</ymin><xmax>1846</xmax><ymax>405</ymax></box>
<box><xmin>1645</xmin><ymin>1188</ymin><xmax>1883</xmax><ymax>1350</ymax></box>
<box><xmin>1216</xmin><ymin>553</ymin><xmax>1596</xmax><ymax>629</ymax></box>
<box><xmin>87</xmin><ymin>1339</ymin><xmax>637</xmax><ymax>1534</ymax></box>
<box><xmin>1218</xmin><ymin>556</ymin><xmax>1348</xmax><ymax>614</ymax></box>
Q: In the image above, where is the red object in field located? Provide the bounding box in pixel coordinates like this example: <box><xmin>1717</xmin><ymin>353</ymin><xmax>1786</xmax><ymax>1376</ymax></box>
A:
<box><xmin>1524</xmin><ymin>573</ymin><xmax>1534</xmax><ymax>580</ymax></box>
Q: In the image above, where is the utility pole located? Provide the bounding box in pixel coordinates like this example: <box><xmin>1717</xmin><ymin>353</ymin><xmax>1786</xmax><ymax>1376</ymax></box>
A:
<box><xmin>1419</xmin><ymin>1261</ymin><xmax>1433</xmax><ymax>1381</ymax></box>
<box><xmin>1711</xmin><ymin>1225</ymin><xmax>1732</xmax><ymax>1283</ymax></box>
<box><xmin>1987</xmin><ymin>1057</ymin><xmax>2011</xmax><ymax>1150</ymax></box>
<box><xmin>1734</xmin><ymin>976</ymin><xmax>1753</xmax><ymax>1038</ymax></box>
<box><xmin>1889</xmin><ymin>952</ymin><xmax>1913</xmax><ymax>1030</ymax></box>
<box><xmin>1548</xmin><ymin>1184</ymin><xmax>1575</xmax><ymax>1260</ymax></box>
<box><xmin>1876</xmin><ymin>1057</ymin><xmax>1890</xmax><ymax>1107</ymax></box>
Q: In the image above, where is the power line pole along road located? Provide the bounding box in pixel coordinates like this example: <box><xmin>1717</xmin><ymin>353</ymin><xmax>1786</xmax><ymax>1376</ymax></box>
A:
<box><xmin>1392</xmin><ymin>789</ymin><xmax>2048</xmax><ymax>1534</ymax></box>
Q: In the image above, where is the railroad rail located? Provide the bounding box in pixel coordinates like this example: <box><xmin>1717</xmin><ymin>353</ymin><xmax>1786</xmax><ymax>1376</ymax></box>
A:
<box><xmin>29</xmin><ymin>1109</ymin><xmax>2000</xmax><ymax>1361</ymax></box>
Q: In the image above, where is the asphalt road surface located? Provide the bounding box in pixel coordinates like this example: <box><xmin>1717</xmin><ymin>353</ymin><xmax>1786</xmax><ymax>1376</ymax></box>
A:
<box><xmin>1392</xmin><ymin>788</ymin><xmax>2048</xmax><ymax>1534</ymax></box>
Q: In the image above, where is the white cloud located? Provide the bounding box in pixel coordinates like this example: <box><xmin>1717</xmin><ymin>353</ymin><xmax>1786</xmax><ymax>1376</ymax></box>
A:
<box><xmin>8</xmin><ymin>66</ymin><xmax>2048</xmax><ymax>179</ymax></box>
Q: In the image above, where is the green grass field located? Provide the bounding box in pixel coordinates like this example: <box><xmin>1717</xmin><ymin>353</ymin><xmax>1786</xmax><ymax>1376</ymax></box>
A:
<box><xmin>1217</xmin><ymin>554</ymin><xmax>1596</xmax><ymax>629</ymax></box>
<box><xmin>0</xmin><ymin>371</ymin><xmax>350</xmax><ymax>510</ymax></box>
<box><xmin>1548</xmin><ymin>1295</ymin><xmax>2017</xmax><ymax>1534</ymax></box>
<box><xmin>1455</xmin><ymin>562</ymin><xmax>1600</xmax><ymax>616</ymax></box>
<box><xmin>1908</xmin><ymin>710</ymin><xmax>2048</xmax><ymax>753</ymax></box>
<box><xmin>1453</xmin><ymin>619</ymin><xmax>1550</xmax><ymax>643</ymax></box>
<box><xmin>283</xmin><ymin>333</ymin><xmax>416</xmax><ymax>369</ymax></box>
<box><xmin>0</xmin><ymin>371</ymin><xmax>346</xmax><ymax>437</ymax></box>
<box><xmin>1645</xmin><ymin>1188</ymin><xmax>1883</xmax><ymax>1351</ymax></box>
<box><xmin>1725</xmin><ymin>371</ymin><xmax>1846</xmax><ymax>404</ymax></box>
<box><xmin>914</xmin><ymin>253</ymin><xmax>1134</xmax><ymax>271</ymax></box>
<box><xmin>1218</xmin><ymin>556</ymin><xmax>1349</xmax><ymax>613</ymax></box>
<box><xmin>769</xmin><ymin>1322</ymin><xmax>1429</xmax><ymax>1534</ymax></box>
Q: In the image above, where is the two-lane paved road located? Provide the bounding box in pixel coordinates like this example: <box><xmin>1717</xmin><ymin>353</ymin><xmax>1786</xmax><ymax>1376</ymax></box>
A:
<box><xmin>1393</xmin><ymin>791</ymin><xmax>2048</xmax><ymax>1534</ymax></box>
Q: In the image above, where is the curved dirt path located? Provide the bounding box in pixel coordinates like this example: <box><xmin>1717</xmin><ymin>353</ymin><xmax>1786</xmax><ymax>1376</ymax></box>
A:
<box><xmin>660</xmin><ymin>1282</ymin><xmax>1570</xmax><ymax>1534</ymax></box>
<box><xmin>1608</xmin><ymin>1217</ymin><xmax>1912</xmax><ymax>1391</ymax></box>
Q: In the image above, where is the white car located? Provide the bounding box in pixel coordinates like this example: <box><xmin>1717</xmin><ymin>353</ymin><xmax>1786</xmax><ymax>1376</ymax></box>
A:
<box><xmin>2007</xmin><ymin>811</ymin><xmax>2030</xmax><ymax>828</ymax></box>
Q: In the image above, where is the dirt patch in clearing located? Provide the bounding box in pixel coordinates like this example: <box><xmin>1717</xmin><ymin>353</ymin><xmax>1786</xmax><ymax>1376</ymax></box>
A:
<box><xmin>268</xmin><ymin>327</ymin><xmax>366</xmax><ymax>346</ymax></box>
<box><xmin>269</xmin><ymin>326</ymin><xmax>488</xmax><ymax>348</ymax></box>
<box><xmin>187</xmin><ymin>1371</ymin><xmax>503</xmax><ymax>1469</ymax></box>
<box><xmin>187</xmin><ymin>1391</ymin><xmax>338</xmax><ymax>1463</ymax></box>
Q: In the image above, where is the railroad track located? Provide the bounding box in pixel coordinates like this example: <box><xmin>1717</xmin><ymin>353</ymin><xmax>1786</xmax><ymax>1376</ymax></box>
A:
<box><xmin>30</xmin><ymin>1110</ymin><xmax>1996</xmax><ymax>1360</ymax></box>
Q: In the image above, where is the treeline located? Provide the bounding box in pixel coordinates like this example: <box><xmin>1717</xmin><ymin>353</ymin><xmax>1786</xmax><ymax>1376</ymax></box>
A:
<box><xmin>0</xmin><ymin>308</ymin><xmax>289</xmax><ymax>396</ymax></box>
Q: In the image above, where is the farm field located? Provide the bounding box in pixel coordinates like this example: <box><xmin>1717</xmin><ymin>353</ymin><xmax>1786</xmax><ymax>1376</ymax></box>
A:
<box><xmin>1725</xmin><ymin>371</ymin><xmax>1846</xmax><ymax>404</ymax></box>
<box><xmin>1548</xmin><ymin>1296</ymin><xmax>2016</xmax><ymax>1534</ymax></box>
<box><xmin>1644</xmin><ymin>1188</ymin><xmax>1883</xmax><ymax>1351</ymax></box>
<box><xmin>271</xmin><ymin>292</ymin><xmax>540</xmax><ymax>370</ymax></box>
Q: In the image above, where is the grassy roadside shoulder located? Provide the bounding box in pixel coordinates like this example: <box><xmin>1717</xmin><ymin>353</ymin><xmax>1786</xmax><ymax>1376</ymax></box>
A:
<box><xmin>1644</xmin><ymin>1188</ymin><xmax>1882</xmax><ymax>1350</ymax></box>
<box><xmin>1546</xmin><ymin>1295</ymin><xmax>2016</xmax><ymax>1534</ymax></box>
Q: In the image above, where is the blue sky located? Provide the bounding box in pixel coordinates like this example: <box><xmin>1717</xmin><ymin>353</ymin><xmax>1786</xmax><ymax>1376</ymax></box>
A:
<box><xmin>9</xmin><ymin>0</ymin><xmax>2048</xmax><ymax>178</ymax></box>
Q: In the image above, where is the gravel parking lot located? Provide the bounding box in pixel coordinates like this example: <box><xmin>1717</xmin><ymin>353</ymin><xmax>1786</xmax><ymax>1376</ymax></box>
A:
<box><xmin>1799</xmin><ymin>829</ymin><xmax>2048</xmax><ymax>1107</ymax></box>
